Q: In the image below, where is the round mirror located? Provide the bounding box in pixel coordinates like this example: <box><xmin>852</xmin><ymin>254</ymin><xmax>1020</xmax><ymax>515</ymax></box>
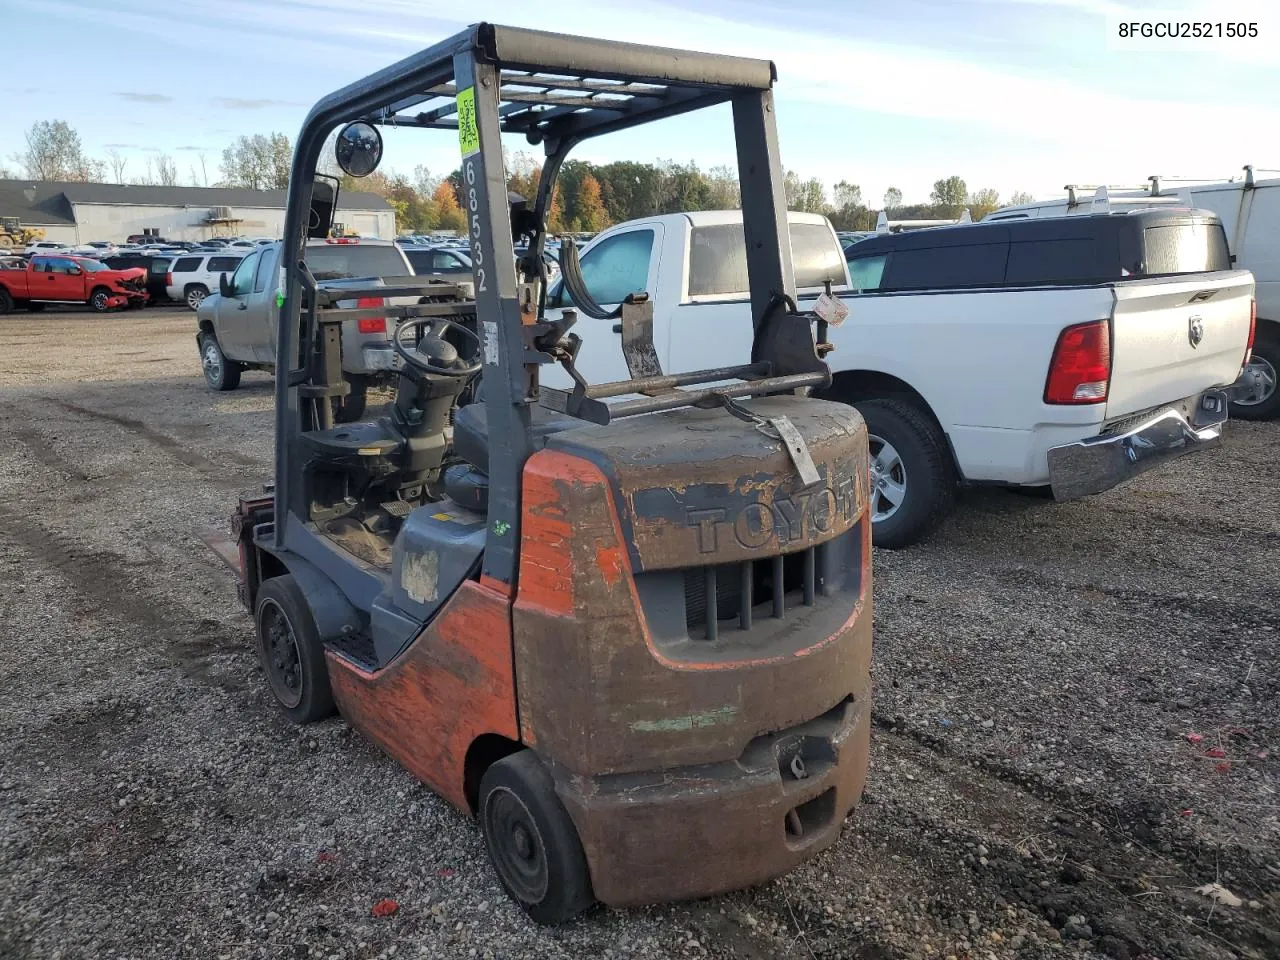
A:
<box><xmin>335</xmin><ymin>122</ymin><xmax>383</xmax><ymax>178</ymax></box>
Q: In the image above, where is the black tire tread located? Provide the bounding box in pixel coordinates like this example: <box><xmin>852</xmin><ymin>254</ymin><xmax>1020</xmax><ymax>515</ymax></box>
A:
<box><xmin>479</xmin><ymin>751</ymin><xmax>594</xmax><ymax>925</ymax></box>
<box><xmin>854</xmin><ymin>396</ymin><xmax>955</xmax><ymax>549</ymax></box>
<box><xmin>200</xmin><ymin>332</ymin><xmax>242</xmax><ymax>391</ymax></box>
<box><xmin>254</xmin><ymin>575</ymin><xmax>335</xmax><ymax>724</ymax></box>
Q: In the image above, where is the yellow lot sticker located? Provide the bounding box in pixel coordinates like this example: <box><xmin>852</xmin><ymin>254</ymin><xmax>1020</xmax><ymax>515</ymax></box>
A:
<box><xmin>457</xmin><ymin>86</ymin><xmax>480</xmax><ymax>157</ymax></box>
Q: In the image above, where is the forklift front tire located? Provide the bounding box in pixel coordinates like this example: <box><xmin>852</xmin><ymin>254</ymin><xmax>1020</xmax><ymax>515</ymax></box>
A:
<box><xmin>254</xmin><ymin>575</ymin><xmax>335</xmax><ymax>724</ymax></box>
<box><xmin>479</xmin><ymin>751</ymin><xmax>594</xmax><ymax>925</ymax></box>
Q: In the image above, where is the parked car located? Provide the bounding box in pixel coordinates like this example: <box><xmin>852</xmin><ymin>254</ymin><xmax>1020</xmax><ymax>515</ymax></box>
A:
<box><xmin>24</xmin><ymin>240</ymin><xmax>69</xmax><ymax>256</ymax></box>
<box><xmin>166</xmin><ymin>251</ymin><xmax>248</xmax><ymax>310</ymax></box>
<box><xmin>401</xmin><ymin>245</ymin><xmax>473</xmax><ymax>277</ymax></box>
<box><xmin>102</xmin><ymin>253</ymin><xmax>175</xmax><ymax>304</ymax></box>
<box><xmin>126</xmin><ymin>234</ymin><xmax>173</xmax><ymax>245</ymax></box>
<box><xmin>195</xmin><ymin>239</ymin><xmax>417</xmax><ymax>420</ymax></box>
<box><xmin>987</xmin><ymin>169</ymin><xmax>1278</xmax><ymax>419</ymax></box>
<box><xmin>544</xmin><ymin>209</ymin><xmax>1254</xmax><ymax>547</ymax></box>
<box><xmin>0</xmin><ymin>254</ymin><xmax>148</xmax><ymax>312</ymax></box>
<box><xmin>69</xmin><ymin>241</ymin><xmax>119</xmax><ymax>258</ymax></box>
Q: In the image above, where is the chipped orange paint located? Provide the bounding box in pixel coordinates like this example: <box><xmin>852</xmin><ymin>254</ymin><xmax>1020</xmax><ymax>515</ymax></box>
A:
<box><xmin>516</xmin><ymin>449</ymin><xmax>607</xmax><ymax>617</ymax></box>
<box><xmin>326</xmin><ymin>579</ymin><xmax>518</xmax><ymax>812</ymax></box>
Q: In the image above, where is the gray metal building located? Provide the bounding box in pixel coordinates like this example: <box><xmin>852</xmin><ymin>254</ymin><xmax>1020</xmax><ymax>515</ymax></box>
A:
<box><xmin>0</xmin><ymin>180</ymin><xmax>394</xmax><ymax>244</ymax></box>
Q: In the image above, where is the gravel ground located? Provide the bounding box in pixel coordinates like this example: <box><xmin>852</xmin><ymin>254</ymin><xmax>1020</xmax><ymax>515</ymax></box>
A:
<box><xmin>0</xmin><ymin>307</ymin><xmax>1276</xmax><ymax>960</ymax></box>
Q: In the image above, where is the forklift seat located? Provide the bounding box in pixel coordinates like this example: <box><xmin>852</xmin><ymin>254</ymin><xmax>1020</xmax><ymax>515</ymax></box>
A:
<box><xmin>452</xmin><ymin>402</ymin><xmax>579</xmax><ymax>475</ymax></box>
<box><xmin>445</xmin><ymin>402</ymin><xmax>579</xmax><ymax>513</ymax></box>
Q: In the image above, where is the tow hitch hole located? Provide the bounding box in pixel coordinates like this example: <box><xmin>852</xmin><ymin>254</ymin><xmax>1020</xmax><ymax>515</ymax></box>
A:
<box><xmin>784</xmin><ymin>787</ymin><xmax>836</xmax><ymax>844</ymax></box>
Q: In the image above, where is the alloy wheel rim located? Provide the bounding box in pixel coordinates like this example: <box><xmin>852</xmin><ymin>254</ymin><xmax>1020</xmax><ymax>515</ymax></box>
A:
<box><xmin>1235</xmin><ymin>355</ymin><xmax>1277</xmax><ymax>406</ymax></box>
<box><xmin>202</xmin><ymin>342</ymin><xmax>222</xmax><ymax>383</ymax></box>
<box><xmin>188</xmin><ymin>289</ymin><xmax>206</xmax><ymax>309</ymax></box>
<box><xmin>868</xmin><ymin>433</ymin><xmax>907</xmax><ymax>523</ymax></box>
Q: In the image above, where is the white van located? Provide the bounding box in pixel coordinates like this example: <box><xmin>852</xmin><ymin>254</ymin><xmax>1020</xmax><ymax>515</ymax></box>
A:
<box><xmin>988</xmin><ymin>167</ymin><xmax>1278</xmax><ymax>418</ymax></box>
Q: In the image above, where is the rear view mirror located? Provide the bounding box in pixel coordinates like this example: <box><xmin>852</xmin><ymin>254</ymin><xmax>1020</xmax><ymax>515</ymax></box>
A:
<box><xmin>308</xmin><ymin>175</ymin><xmax>339</xmax><ymax>240</ymax></box>
<box><xmin>335</xmin><ymin>122</ymin><xmax>383</xmax><ymax>178</ymax></box>
<box><xmin>219</xmin><ymin>272</ymin><xmax>231</xmax><ymax>297</ymax></box>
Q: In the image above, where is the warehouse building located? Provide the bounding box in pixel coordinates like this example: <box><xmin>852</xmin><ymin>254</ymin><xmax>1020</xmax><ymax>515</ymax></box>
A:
<box><xmin>0</xmin><ymin>180</ymin><xmax>394</xmax><ymax>244</ymax></box>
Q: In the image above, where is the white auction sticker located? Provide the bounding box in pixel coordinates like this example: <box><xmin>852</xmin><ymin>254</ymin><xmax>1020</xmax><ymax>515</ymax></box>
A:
<box><xmin>483</xmin><ymin>320</ymin><xmax>500</xmax><ymax>365</ymax></box>
<box><xmin>813</xmin><ymin>292</ymin><xmax>849</xmax><ymax>327</ymax></box>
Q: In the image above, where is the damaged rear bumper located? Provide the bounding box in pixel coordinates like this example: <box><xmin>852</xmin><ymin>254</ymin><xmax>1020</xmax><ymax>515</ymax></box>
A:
<box><xmin>1047</xmin><ymin>389</ymin><xmax>1228</xmax><ymax>501</ymax></box>
<box><xmin>552</xmin><ymin>695</ymin><xmax>870</xmax><ymax>907</ymax></box>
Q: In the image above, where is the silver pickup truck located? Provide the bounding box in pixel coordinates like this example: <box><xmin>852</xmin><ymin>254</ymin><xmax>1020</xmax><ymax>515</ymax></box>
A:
<box><xmin>195</xmin><ymin>239</ymin><xmax>415</xmax><ymax>420</ymax></box>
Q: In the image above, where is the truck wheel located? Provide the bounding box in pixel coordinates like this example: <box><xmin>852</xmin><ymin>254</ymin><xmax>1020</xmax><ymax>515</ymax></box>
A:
<box><xmin>332</xmin><ymin>375</ymin><xmax>368</xmax><ymax>423</ymax></box>
<box><xmin>854</xmin><ymin>398</ymin><xmax>955</xmax><ymax>549</ymax></box>
<box><xmin>1230</xmin><ymin>337</ymin><xmax>1279</xmax><ymax>420</ymax></box>
<box><xmin>184</xmin><ymin>284</ymin><xmax>210</xmax><ymax>311</ymax></box>
<box><xmin>254</xmin><ymin>575</ymin><xmax>335</xmax><ymax>724</ymax></box>
<box><xmin>0</xmin><ymin>289</ymin><xmax>13</xmax><ymax>315</ymax></box>
<box><xmin>89</xmin><ymin>287</ymin><xmax>116</xmax><ymax>312</ymax></box>
<box><xmin>199</xmin><ymin>333</ymin><xmax>242</xmax><ymax>391</ymax></box>
<box><xmin>479</xmin><ymin>751</ymin><xmax>594</xmax><ymax>925</ymax></box>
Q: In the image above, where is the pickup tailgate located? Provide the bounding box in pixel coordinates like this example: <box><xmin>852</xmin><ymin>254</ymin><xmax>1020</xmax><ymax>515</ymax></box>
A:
<box><xmin>1105</xmin><ymin>271</ymin><xmax>1253</xmax><ymax>418</ymax></box>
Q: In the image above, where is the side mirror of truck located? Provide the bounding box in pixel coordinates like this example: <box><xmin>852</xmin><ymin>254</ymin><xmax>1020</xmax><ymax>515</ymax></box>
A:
<box><xmin>219</xmin><ymin>272</ymin><xmax>231</xmax><ymax>298</ymax></box>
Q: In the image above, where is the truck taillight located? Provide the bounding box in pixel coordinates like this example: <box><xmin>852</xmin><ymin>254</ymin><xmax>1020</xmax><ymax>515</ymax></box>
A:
<box><xmin>356</xmin><ymin>297</ymin><xmax>385</xmax><ymax>334</ymax></box>
<box><xmin>166</xmin><ymin>272</ymin><xmax>173</xmax><ymax>286</ymax></box>
<box><xmin>1044</xmin><ymin>319</ymin><xmax>1111</xmax><ymax>405</ymax></box>
<box><xmin>1245</xmin><ymin>298</ymin><xmax>1256</xmax><ymax>363</ymax></box>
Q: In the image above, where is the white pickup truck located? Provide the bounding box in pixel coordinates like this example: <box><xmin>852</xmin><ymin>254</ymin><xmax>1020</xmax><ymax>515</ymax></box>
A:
<box><xmin>544</xmin><ymin>210</ymin><xmax>1255</xmax><ymax>547</ymax></box>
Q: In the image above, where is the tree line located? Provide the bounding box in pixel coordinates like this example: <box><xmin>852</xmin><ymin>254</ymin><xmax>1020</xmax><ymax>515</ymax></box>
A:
<box><xmin>6</xmin><ymin>120</ymin><xmax>1035</xmax><ymax>232</ymax></box>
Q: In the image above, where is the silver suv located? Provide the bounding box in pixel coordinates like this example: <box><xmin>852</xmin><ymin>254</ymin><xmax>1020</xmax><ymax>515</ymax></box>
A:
<box><xmin>195</xmin><ymin>239</ymin><xmax>414</xmax><ymax>421</ymax></box>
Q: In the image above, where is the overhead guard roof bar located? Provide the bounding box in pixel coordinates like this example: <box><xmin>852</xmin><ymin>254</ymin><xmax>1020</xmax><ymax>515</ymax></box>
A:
<box><xmin>356</xmin><ymin>23</ymin><xmax>775</xmax><ymax>145</ymax></box>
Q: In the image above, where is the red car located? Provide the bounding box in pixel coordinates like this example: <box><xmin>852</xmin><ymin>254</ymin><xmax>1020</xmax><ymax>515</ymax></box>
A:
<box><xmin>0</xmin><ymin>254</ymin><xmax>149</xmax><ymax>313</ymax></box>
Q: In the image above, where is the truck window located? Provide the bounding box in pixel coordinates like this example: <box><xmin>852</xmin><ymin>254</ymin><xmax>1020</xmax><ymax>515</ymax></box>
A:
<box><xmin>1143</xmin><ymin>222</ymin><xmax>1231</xmax><ymax>274</ymax></box>
<box><xmin>230</xmin><ymin>252</ymin><xmax>260</xmax><ymax>296</ymax></box>
<box><xmin>208</xmin><ymin>256</ymin><xmax>242</xmax><ymax>273</ymax></box>
<box><xmin>688</xmin><ymin>222</ymin><xmax>845</xmax><ymax>298</ymax></box>
<box><xmin>173</xmin><ymin>257</ymin><xmax>202</xmax><ymax>273</ymax></box>
<box><xmin>305</xmin><ymin>244</ymin><xmax>409</xmax><ymax>281</ymax></box>
<box><xmin>575</xmin><ymin>230</ymin><xmax>655</xmax><ymax>304</ymax></box>
<box><xmin>881</xmin><ymin>242</ymin><xmax>1009</xmax><ymax>290</ymax></box>
<box><xmin>848</xmin><ymin>254</ymin><xmax>887</xmax><ymax>292</ymax></box>
<box><xmin>1005</xmin><ymin>238</ymin><xmax>1103</xmax><ymax>284</ymax></box>
<box><xmin>253</xmin><ymin>248</ymin><xmax>275</xmax><ymax>293</ymax></box>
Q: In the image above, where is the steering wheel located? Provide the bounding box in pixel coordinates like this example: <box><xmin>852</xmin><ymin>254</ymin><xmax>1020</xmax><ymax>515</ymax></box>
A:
<box><xmin>393</xmin><ymin>317</ymin><xmax>483</xmax><ymax>377</ymax></box>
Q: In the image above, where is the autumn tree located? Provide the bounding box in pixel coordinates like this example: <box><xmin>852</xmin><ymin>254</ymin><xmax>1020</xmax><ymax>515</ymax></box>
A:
<box><xmin>883</xmin><ymin>186</ymin><xmax>903</xmax><ymax>210</ymax></box>
<box><xmin>433</xmin><ymin>181</ymin><xmax>465</xmax><ymax>232</ymax></box>
<box><xmin>574</xmin><ymin>174</ymin><xmax>607</xmax><ymax>231</ymax></box>
<box><xmin>705</xmin><ymin>165</ymin><xmax>740</xmax><ymax>209</ymax></box>
<box><xmin>17</xmin><ymin>120</ymin><xmax>102</xmax><ymax>181</ymax></box>
<box><xmin>1006</xmin><ymin>190</ymin><xmax>1034</xmax><ymax>206</ymax></box>
<box><xmin>220</xmin><ymin>133</ymin><xmax>292</xmax><ymax>190</ymax></box>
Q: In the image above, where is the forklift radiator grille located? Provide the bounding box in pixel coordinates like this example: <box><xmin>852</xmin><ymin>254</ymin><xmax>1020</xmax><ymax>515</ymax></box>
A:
<box><xmin>683</xmin><ymin>546</ymin><xmax>822</xmax><ymax>641</ymax></box>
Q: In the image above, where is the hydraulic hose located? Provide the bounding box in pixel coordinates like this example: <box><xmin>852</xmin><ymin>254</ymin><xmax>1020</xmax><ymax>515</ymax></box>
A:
<box><xmin>558</xmin><ymin>236</ymin><xmax>623</xmax><ymax>321</ymax></box>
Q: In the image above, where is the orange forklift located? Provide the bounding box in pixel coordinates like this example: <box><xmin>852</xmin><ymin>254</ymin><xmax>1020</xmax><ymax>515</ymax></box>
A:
<box><xmin>226</xmin><ymin>23</ymin><xmax>873</xmax><ymax>923</ymax></box>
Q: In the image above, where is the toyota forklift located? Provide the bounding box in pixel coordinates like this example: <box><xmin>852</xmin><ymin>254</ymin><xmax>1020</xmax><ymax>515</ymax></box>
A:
<box><xmin>226</xmin><ymin>23</ymin><xmax>873</xmax><ymax>923</ymax></box>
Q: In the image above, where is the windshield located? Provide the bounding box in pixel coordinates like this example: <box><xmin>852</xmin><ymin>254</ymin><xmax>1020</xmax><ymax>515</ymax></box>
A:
<box><xmin>305</xmin><ymin>244</ymin><xmax>408</xmax><ymax>281</ymax></box>
<box><xmin>1143</xmin><ymin>221</ymin><xmax>1231</xmax><ymax>275</ymax></box>
<box><xmin>78</xmin><ymin>259</ymin><xmax>109</xmax><ymax>272</ymax></box>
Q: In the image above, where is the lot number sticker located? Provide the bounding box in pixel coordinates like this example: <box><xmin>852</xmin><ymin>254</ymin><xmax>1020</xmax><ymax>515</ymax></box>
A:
<box><xmin>457</xmin><ymin>87</ymin><xmax>480</xmax><ymax>158</ymax></box>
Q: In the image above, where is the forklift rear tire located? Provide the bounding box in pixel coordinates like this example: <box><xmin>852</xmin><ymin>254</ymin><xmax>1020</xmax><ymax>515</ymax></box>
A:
<box><xmin>478</xmin><ymin>751</ymin><xmax>594</xmax><ymax>925</ymax></box>
<box><xmin>254</xmin><ymin>575</ymin><xmax>335</xmax><ymax>724</ymax></box>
